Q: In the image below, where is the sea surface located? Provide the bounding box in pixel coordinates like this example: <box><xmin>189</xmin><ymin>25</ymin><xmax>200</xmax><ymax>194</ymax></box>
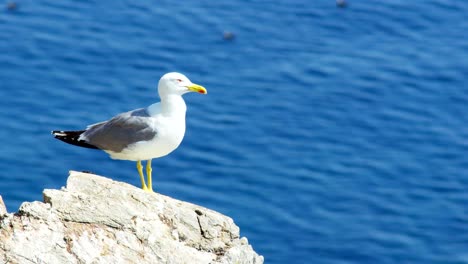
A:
<box><xmin>1</xmin><ymin>1</ymin><xmax>468</xmax><ymax>263</ymax></box>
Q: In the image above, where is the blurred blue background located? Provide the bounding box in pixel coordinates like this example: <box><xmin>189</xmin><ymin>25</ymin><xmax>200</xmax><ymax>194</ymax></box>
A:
<box><xmin>1</xmin><ymin>1</ymin><xmax>468</xmax><ymax>263</ymax></box>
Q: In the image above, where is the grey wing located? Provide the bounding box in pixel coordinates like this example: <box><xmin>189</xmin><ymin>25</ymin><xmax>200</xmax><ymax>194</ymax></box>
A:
<box><xmin>81</xmin><ymin>108</ymin><xmax>157</xmax><ymax>152</ymax></box>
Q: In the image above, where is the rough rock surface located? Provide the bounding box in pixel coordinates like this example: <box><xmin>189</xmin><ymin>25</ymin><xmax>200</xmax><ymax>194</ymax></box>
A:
<box><xmin>0</xmin><ymin>171</ymin><xmax>263</xmax><ymax>264</ymax></box>
<box><xmin>0</xmin><ymin>196</ymin><xmax>6</xmax><ymax>216</ymax></box>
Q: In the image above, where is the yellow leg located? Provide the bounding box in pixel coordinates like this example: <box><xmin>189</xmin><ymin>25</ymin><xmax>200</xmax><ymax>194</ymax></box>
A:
<box><xmin>146</xmin><ymin>159</ymin><xmax>153</xmax><ymax>192</ymax></box>
<box><xmin>137</xmin><ymin>160</ymin><xmax>148</xmax><ymax>191</ymax></box>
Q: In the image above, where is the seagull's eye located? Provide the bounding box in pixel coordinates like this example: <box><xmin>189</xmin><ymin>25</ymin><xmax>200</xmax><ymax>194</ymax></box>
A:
<box><xmin>176</xmin><ymin>79</ymin><xmax>182</xmax><ymax>82</ymax></box>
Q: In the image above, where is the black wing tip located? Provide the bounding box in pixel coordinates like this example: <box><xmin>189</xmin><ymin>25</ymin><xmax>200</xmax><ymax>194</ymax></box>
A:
<box><xmin>51</xmin><ymin>130</ymin><xmax>100</xmax><ymax>150</ymax></box>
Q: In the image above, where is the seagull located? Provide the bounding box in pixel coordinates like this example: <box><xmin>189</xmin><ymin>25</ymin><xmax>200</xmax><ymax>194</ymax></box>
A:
<box><xmin>52</xmin><ymin>72</ymin><xmax>207</xmax><ymax>192</ymax></box>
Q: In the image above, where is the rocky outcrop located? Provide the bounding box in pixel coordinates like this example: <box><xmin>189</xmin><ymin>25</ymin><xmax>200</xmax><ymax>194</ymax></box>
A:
<box><xmin>0</xmin><ymin>171</ymin><xmax>263</xmax><ymax>264</ymax></box>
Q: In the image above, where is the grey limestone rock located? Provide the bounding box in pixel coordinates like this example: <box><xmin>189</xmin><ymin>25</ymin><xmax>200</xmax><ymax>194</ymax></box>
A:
<box><xmin>0</xmin><ymin>171</ymin><xmax>263</xmax><ymax>264</ymax></box>
<box><xmin>0</xmin><ymin>195</ymin><xmax>6</xmax><ymax>215</ymax></box>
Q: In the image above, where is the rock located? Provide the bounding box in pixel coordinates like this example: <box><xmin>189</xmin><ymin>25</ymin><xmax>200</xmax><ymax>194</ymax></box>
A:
<box><xmin>223</xmin><ymin>31</ymin><xmax>236</xmax><ymax>41</ymax></box>
<box><xmin>0</xmin><ymin>171</ymin><xmax>263</xmax><ymax>264</ymax></box>
<box><xmin>336</xmin><ymin>0</ymin><xmax>348</xmax><ymax>8</ymax></box>
<box><xmin>0</xmin><ymin>195</ymin><xmax>6</xmax><ymax>215</ymax></box>
<box><xmin>6</xmin><ymin>1</ymin><xmax>18</xmax><ymax>11</ymax></box>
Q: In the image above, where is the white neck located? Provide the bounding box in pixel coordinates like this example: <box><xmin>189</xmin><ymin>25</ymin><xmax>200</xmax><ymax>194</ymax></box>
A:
<box><xmin>160</xmin><ymin>94</ymin><xmax>187</xmax><ymax>116</ymax></box>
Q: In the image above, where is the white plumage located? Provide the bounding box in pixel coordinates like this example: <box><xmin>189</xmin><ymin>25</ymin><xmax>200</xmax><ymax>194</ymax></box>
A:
<box><xmin>52</xmin><ymin>72</ymin><xmax>207</xmax><ymax>192</ymax></box>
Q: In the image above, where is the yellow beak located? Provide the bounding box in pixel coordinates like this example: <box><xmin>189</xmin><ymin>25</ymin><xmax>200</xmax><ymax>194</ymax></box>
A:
<box><xmin>187</xmin><ymin>83</ymin><xmax>207</xmax><ymax>94</ymax></box>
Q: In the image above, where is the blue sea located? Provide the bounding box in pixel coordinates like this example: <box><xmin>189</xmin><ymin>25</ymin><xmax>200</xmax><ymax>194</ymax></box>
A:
<box><xmin>1</xmin><ymin>1</ymin><xmax>468</xmax><ymax>263</ymax></box>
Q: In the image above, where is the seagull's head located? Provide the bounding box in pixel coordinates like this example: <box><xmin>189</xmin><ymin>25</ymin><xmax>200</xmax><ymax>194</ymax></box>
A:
<box><xmin>158</xmin><ymin>72</ymin><xmax>207</xmax><ymax>97</ymax></box>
